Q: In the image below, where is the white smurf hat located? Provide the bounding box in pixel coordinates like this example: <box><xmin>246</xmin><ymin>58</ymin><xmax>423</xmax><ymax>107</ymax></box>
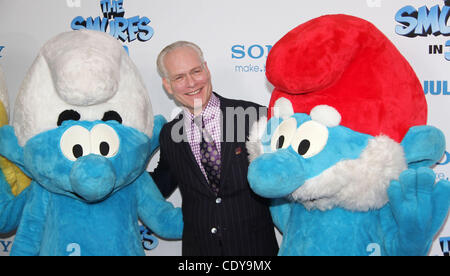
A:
<box><xmin>13</xmin><ymin>29</ymin><xmax>153</xmax><ymax>146</ymax></box>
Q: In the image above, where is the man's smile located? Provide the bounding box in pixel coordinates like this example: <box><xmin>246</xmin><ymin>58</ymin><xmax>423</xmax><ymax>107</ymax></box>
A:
<box><xmin>185</xmin><ymin>89</ymin><xmax>201</xmax><ymax>96</ymax></box>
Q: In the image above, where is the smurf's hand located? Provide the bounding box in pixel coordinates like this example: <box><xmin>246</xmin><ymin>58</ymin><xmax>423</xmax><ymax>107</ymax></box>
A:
<box><xmin>149</xmin><ymin>115</ymin><xmax>167</xmax><ymax>156</ymax></box>
<box><xmin>387</xmin><ymin>167</ymin><xmax>450</xmax><ymax>255</ymax></box>
<box><xmin>137</xmin><ymin>172</ymin><xmax>183</xmax><ymax>239</ymax></box>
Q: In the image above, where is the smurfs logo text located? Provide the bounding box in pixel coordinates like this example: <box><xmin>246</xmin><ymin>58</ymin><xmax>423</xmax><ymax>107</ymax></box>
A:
<box><xmin>71</xmin><ymin>0</ymin><xmax>154</xmax><ymax>43</ymax></box>
<box><xmin>0</xmin><ymin>240</ymin><xmax>12</xmax><ymax>254</ymax></box>
<box><xmin>440</xmin><ymin>237</ymin><xmax>450</xmax><ymax>256</ymax></box>
<box><xmin>395</xmin><ymin>0</ymin><xmax>450</xmax><ymax>61</ymax></box>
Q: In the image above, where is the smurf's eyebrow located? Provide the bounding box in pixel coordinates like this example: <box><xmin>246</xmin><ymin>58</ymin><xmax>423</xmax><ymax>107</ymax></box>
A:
<box><xmin>57</xmin><ymin>110</ymin><xmax>81</xmax><ymax>126</ymax></box>
<box><xmin>102</xmin><ymin>111</ymin><xmax>122</xmax><ymax>124</ymax></box>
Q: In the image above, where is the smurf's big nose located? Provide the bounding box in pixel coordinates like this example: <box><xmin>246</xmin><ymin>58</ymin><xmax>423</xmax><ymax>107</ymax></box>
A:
<box><xmin>70</xmin><ymin>154</ymin><xmax>116</xmax><ymax>202</ymax></box>
<box><xmin>248</xmin><ymin>149</ymin><xmax>305</xmax><ymax>198</ymax></box>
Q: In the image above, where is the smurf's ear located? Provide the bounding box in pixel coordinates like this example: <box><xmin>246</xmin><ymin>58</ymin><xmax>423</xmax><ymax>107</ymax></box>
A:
<box><xmin>310</xmin><ymin>105</ymin><xmax>341</xmax><ymax>127</ymax></box>
<box><xmin>272</xmin><ymin>97</ymin><xmax>294</xmax><ymax>120</ymax></box>
<box><xmin>401</xmin><ymin>125</ymin><xmax>446</xmax><ymax>169</ymax></box>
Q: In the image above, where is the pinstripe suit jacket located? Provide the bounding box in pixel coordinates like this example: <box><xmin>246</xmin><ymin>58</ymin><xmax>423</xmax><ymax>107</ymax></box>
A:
<box><xmin>152</xmin><ymin>93</ymin><xmax>278</xmax><ymax>256</ymax></box>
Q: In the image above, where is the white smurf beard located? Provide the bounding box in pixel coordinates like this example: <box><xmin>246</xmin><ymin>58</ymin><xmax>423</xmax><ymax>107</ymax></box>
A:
<box><xmin>290</xmin><ymin>135</ymin><xmax>407</xmax><ymax>212</ymax></box>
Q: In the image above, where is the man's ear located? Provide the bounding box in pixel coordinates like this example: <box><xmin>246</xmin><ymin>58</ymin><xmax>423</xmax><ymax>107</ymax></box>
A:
<box><xmin>149</xmin><ymin>115</ymin><xmax>167</xmax><ymax>156</ymax></box>
<box><xmin>0</xmin><ymin>125</ymin><xmax>28</xmax><ymax>174</ymax></box>
<box><xmin>162</xmin><ymin>78</ymin><xmax>173</xmax><ymax>95</ymax></box>
<box><xmin>203</xmin><ymin>61</ymin><xmax>211</xmax><ymax>78</ymax></box>
<box><xmin>401</xmin><ymin>125</ymin><xmax>446</xmax><ymax>169</ymax></box>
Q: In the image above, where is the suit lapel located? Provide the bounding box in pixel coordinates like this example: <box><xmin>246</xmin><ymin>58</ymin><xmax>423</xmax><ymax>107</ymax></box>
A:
<box><xmin>219</xmin><ymin>96</ymin><xmax>235</xmax><ymax>188</ymax></box>
<box><xmin>181</xmin><ymin>141</ymin><xmax>208</xmax><ymax>187</ymax></box>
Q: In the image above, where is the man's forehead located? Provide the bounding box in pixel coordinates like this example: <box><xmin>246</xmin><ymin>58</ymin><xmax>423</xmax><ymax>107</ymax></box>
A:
<box><xmin>166</xmin><ymin>47</ymin><xmax>201</xmax><ymax>65</ymax></box>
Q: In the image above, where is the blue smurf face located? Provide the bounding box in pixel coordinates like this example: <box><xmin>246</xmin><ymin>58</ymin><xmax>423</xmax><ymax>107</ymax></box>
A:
<box><xmin>261</xmin><ymin>113</ymin><xmax>370</xmax><ymax>179</ymax></box>
<box><xmin>249</xmin><ymin>108</ymin><xmax>371</xmax><ymax>198</ymax></box>
<box><xmin>23</xmin><ymin>120</ymin><xmax>151</xmax><ymax>202</ymax></box>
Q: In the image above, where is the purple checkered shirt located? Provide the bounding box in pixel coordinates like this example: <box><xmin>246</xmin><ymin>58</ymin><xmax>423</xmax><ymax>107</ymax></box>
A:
<box><xmin>184</xmin><ymin>94</ymin><xmax>222</xmax><ymax>180</ymax></box>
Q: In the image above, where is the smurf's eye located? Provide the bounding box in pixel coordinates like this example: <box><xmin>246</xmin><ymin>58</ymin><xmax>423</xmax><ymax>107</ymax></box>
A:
<box><xmin>72</xmin><ymin>144</ymin><xmax>83</xmax><ymax>158</ymax></box>
<box><xmin>270</xmin><ymin>118</ymin><xmax>297</xmax><ymax>151</ymax></box>
<box><xmin>275</xmin><ymin>136</ymin><xmax>285</xmax><ymax>149</ymax></box>
<box><xmin>297</xmin><ymin>140</ymin><xmax>311</xmax><ymax>156</ymax></box>
<box><xmin>60</xmin><ymin>125</ymin><xmax>91</xmax><ymax>161</ymax></box>
<box><xmin>90</xmin><ymin>124</ymin><xmax>120</xmax><ymax>158</ymax></box>
<box><xmin>291</xmin><ymin>120</ymin><xmax>328</xmax><ymax>158</ymax></box>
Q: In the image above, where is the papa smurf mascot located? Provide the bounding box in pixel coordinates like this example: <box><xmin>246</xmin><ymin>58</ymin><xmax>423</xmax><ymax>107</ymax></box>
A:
<box><xmin>247</xmin><ymin>15</ymin><xmax>450</xmax><ymax>256</ymax></box>
<box><xmin>0</xmin><ymin>30</ymin><xmax>183</xmax><ymax>255</ymax></box>
<box><xmin>0</xmin><ymin>65</ymin><xmax>31</xmax><ymax>233</ymax></box>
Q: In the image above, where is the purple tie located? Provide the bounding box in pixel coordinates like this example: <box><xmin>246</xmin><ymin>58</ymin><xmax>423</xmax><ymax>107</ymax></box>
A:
<box><xmin>195</xmin><ymin>117</ymin><xmax>221</xmax><ymax>195</ymax></box>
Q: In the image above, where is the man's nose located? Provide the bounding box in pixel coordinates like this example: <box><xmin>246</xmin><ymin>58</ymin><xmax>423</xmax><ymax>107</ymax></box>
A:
<box><xmin>186</xmin><ymin>74</ymin><xmax>196</xmax><ymax>87</ymax></box>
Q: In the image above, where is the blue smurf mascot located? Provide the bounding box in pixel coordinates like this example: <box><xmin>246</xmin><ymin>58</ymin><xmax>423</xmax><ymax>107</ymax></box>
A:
<box><xmin>246</xmin><ymin>15</ymin><xmax>450</xmax><ymax>256</ymax></box>
<box><xmin>0</xmin><ymin>30</ymin><xmax>183</xmax><ymax>255</ymax></box>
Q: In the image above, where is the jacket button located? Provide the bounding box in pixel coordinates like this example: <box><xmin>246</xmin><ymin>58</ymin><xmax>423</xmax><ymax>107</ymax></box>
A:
<box><xmin>211</xmin><ymin>227</ymin><xmax>218</xmax><ymax>234</ymax></box>
<box><xmin>216</xmin><ymin>197</ymin><xmax>222</xmax><ymax>204</ymax></box>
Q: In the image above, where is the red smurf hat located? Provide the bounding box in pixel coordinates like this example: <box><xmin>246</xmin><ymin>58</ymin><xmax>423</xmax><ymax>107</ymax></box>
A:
<box><xmin>266</xmin><ymin>14</ymin><xmax>427</xmax><ymax>142</ymax></box>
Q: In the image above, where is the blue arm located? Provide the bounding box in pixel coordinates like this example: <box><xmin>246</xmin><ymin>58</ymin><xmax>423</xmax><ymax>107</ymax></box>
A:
<box><xmin>149</xmin><ymin>115</ymin><xmax>167</xmax><ymax>156</ymax></box>
<box><xmin>136</xmin><ymin>172</ymin><xmax>183</xmax><ymax>239</ymax></box>
<box><xmin>0</xmin><ymin>170</ymin><xmax>28</xmax><ymax>233</ymax></box>
<box><xmin>0</xmin><ymin>125</ymin><xmax>30</xmax><ymax>176</ymax></box>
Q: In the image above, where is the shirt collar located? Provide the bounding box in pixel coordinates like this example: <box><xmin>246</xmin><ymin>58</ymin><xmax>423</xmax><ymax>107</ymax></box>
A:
<box><xmin>183</xmin><ymin>93</ymin><xmax>220</xmax><ymax>123</ymax></box>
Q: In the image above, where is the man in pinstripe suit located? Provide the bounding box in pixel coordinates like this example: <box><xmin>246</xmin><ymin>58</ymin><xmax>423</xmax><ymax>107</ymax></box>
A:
<box><xmin>150</xmin><ymin>41</ymin><xmax>278</xmax><ymax>256</ymax></box>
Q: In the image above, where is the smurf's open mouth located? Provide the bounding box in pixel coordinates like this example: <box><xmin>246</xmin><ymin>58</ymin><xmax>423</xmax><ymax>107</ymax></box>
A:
<box><xmin>301</xmin><ymin>196</ymin><xmax>331</xmax><ymax>203</ymax></box>
<box><xmin>69</xmin><ymin>192</ymin><xmax>85</xmax><ymax>200</ymax></box>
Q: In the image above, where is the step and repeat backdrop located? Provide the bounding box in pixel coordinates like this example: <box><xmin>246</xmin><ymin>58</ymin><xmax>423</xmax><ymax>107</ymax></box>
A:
<box><xmin>0</xmin><ymin>0</ymin><xmax>449</xmax><ymax>256</ymax></box>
